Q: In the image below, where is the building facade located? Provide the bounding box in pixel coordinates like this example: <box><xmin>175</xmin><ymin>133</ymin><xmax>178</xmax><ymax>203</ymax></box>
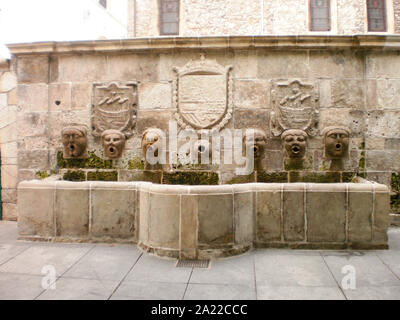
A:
<box><xmin>1</xmin><ymin>0</ymin><xmax>400</xmax><ymax>222</ymax></box>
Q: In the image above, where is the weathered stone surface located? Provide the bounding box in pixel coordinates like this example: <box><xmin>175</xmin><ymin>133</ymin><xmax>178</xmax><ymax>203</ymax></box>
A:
<box><xmin>306</xmin><ymin>184</ymin><xmax>346</xmax><ymax>242</ymax></box>
<box><xmin>234</xmin><ymin>190</ymin><xmax>253</xmax><ymax>244</ymax></box>
<box><xmin>348</xmin><ymin>183</ymin><xmax>373</xmax><ymax>242</ymax></box>
<box><xmin>374</xmin><ymin>186</ymin><xmax>390</xmax><ymax>243</ymax></box>
<box><xmin>91</xmin><ymin>183</ymin><xmax>136</xmax><ymax>239</ymax></box>
<box><xmin>233</xmin><ymin>80</ymin><xmax>270</xmax><ymax>109</ymax></box>
<box><xmin>71</xmin><ymin>83</ymin><xmax>91</xmax><ymax>110</ymax></box>
<box><xmin>18</xmin><ymin>84</ymin><xmax>48</xmax><ymax>112</ymax></box>
<box><xmin>331</xmin><ymin>80</ymin><xmax>364</xmax><ymax>110</ymax></box>
<box><xmin>283</xmin><ymin>184</ymin><xmax>305</xmax><ymax>242</ymax></box>
<box><xmin>256</xmin><ymin>185</ymin><xmax>282</xmax><ymax>242</ymax></box>
<box><xmin>0</xmin><ymin>72</ymin><xmax>17</xmax><ymax>92</ymax></box>
<box><xmin>139</xmin><ymin>82</ymin><xmax>171</xmax><ymax>110</ymax></box>
<box><xmin>2</xmin><ymin>188</ymin><xmax>17</xmax><ymax>203</ymax></box>
<box><xmin>18</xmin><ymin>181</ymin><xmax>55</xmax><ymax>237</ymax></box>
<box><xmin>49</xmin><ymin>83</ymin><xmax>71</xmax><ymax>111</ymax></box>
<box><xmin>18</xmin><ymin>150</ymin><xmax>49</xmax><ymax>170</ymax></box>
<box><xmin>148</xmin><ymin>192</ymin><xmax>180</xmax><ymax>249</ymax></box>
<box><xmin>234</xmin><ymin>109</ymin><xmax>269</xmax><ymax>132</ymax></box>
<box><xmin>56</xmin><ymin>183</ymin><xmax>89</xmax><ymax>237</ymax></box>
<box><xmin>1</xmin><ymin>165</ymin><xmax>18</xmax><ymax>189</ymax></box>
<box><xmin>258</xmin><ymin>51</ymin><xmax>309</xmax><ymax>78</ymax></box>
<box><xmin>180</xmin><ymin>195</ymin><xmax>198</xmax><ymax>259</ymax></box>
<box><xmin>136</xmin><ymin>110</ymin><xmax>171</xmax><ymax>134</ymax></box>
<box><xmin>198</xmin><ymin>193</ymin><xmax>234</xmax><ymax>245</ymax></box>
<box><xmin>17</xmin><ymin>56</ymin><xmax>49</xmax><ymax>84</ymax></box>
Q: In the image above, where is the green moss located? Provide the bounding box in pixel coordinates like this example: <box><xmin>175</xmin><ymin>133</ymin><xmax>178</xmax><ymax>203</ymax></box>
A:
<box><xmin>290</xmin><ymin>172</ymin><xmax>341</xmax><ymax>183</ymax></box>
<box><xmin>162</xmin><ymin>171</ymin><xmax>219</xmax><ymax>185</ymax></box>
<box><xmin>63</xmin><ymin>170</ymin><xmax>86</xmax><ymax>181</ymax></box>
<box><xmin>57</xmin><ymin>151</ymin><xmax>113</xmax><ymax>169</ymax></box>
<box><xmin>391</xmin><ymin>173</ymin><xmax>400</xmax><ymax>192</ymax></box>
<box><xmin>122</xmin><ymin>170</ymin><xmax>162</xmax><ymax>183</ymax></box>
<box><xmin>226</xmin><ymin>173</ymin><xmax>255</xmax><ymax>184</ymax></box>
<box><xmin>128</xmin><ymin>157</ymin><xmax>145</xmax><ymax>170</ymax></box>
<box><xmin>342</xmin><ymin>172</ymin><xmax>356</xmax><ymax>183</ymax></box>
<box><xmin>87</xmin><ymin>171</ymin><xmax>118</xmax><ymax>181</ymax></box>
<box><xmin>284</xmin><ymin>159</ymin><xmax>304</xmax><ymax>171</ymax></box>
<box><xmin>257</xmin><ymin>172</ymin><xmax>288</xmax><ymax>183</ymax></box>
<box><xmin>35</xmin><ymin>170</ymin><xmax>51</xmax><ymax>180</ymax></box>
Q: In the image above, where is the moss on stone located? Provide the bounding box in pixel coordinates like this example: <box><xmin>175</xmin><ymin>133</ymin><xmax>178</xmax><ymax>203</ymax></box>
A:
<box><xmin>391</xmin><ymin>173</ymin><xmax>400</xmax><ymax>192</ymax></box>
<box><xmin>57</xmin><ymin>151</ymin><xmax>113</xmax><ymax>169</ymax></box>
<box><xmin>290</xmin><ymin>172</ymin><xmax>341</xmax><ymax>183</ymax></box>
<box><xmin>128</xmin><ymin>157</ymin><xmax>145</xmax><ymax>170</ymax></box>
<box><xmin>226</xmin><ymin>173</ymin><xmax>255</xmax><ymax>184</ymax></box>
<box><xmin>284</xmin><ymin>160</ymin><xmax>304</xmax><ymax>171</ymax></box>
<box><xmin>342</xmin><ymin>172</ymin><xmax>356</xmax><ymax>182</ymax></box>
<box><xmin>162</xmin><ymin>171</ymin><xmax>219</xmax><ymax>185</ymax></box>
<box><xmin>63</xmin><ymin>170</ymin><xmax>86</xmax><ymax>181</ymax></box>
<box><xmin>257</xmin><ymin>172</ymin><xmax>288</xmax><ymax>183</ymax></box>
<box><xmin>87</xmin><ymin>171</ymin><xmax>118</xmax><ymax>181</ymax></box>
<box><xmin>35</xmin><ymin>170</ymin><xmax>50</xmax><ymax>180</ymax></box>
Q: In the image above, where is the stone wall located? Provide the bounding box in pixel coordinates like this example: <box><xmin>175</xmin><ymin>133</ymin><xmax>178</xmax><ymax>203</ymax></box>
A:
<box><xmin>395</xmin><ymin>0</ymin><xmax>400</xmax><ymax>33</ymax></box>
<box><xmin>132</xmin><ymin>0</ymin><xmax>399</xmax><ymax>37</ymax></box>
<box><xmin>0</xmin><ymin>59</ymin><xmax>17</xmax><ymax>220</ymax></box>
<box><xmin>17</xmin><ymin>180</ymin><xmax>390</xmax><ymax>258</ymax></box>
<box><xmin>5</xmin><ymin>35</ymin><xmax>400</xmax><ymax>220</ymax></box>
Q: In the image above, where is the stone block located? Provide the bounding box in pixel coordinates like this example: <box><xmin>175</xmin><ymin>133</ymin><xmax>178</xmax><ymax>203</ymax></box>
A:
<box><xmin>283</xmin><ymin>183</ymin><xmax>305</xmax><ymax>242</ymax></box>
<box><xmin>0</xmin><ymin>72</ymin><xmax>17</xmax><ymax>92</ymax></box>
<box><xmin>373</xmin><ymin>185</ymin><xmax>390</xmax><ymax>243</ymax></box>
<box><xmin>306</xmin><ymin>184</ymin><xmax>346</xmax><ymax>242</ymax></box>
<box><xmin>2</xmin><ymin>202</ymin><xmax>17</xmax><ymax>221</ymax></box>
<box><xmin>348</xmin><ymin>183</ymin><xmax>373</xmax><ymax>243</ymax></box>
<box><xmin>17</xmin><ymin>181</ymin><xmax>55</xmax><ymax>237</ymax></box>
<box><xmin>138</xmin><ymin>188</ymin><xmax>150</xmax><ymax>243</ymax></box>
<box><xmin>17</xmin><ymin>56</ymin><xmax>49</xmax><ymax>84</ymax></box>
<box><xmin>256</xmin><ymin>184</ymin><xmax>282</xmax><ymax>242</ymax></box>
<box><xmin>197</xmin><ymin>193</ymin><xmax>234</xmax><ymax>245</ymax></box>
<box><xmin>71</xmin><ymin>82</ymin><xmax>91</xmax><ymax>110</ymax></box>
<box><xmin>233</xmin><ymin>79</ymin><xmax>270</xmax><ymax>109</ymax></box>
<box><xmin>180</xmin><ymin>195</ymin><xmax>198</xmax><ymax>259</ymax></box>
<box><xmin>49</xmin><ymin>83</ymin><xmax>71</xmax><ymax>111</ymax></box>
<box><xmin>2</xmin><ymin>188</ymin><xmax>17</xmax><ymax>203</ymax></box>
<box><xmin>91</xmin><ymin>182</ymin><xmax>136</xmax><ymax>239</ymax></box>
<box><xmin>1</xmin><ymin>165</ymin><xmax>18</xmax><ymax>188</ymax></box>
<box><xmin>0</xmin><ymin>107</ymin><xmax>16</xmax><ymax>134</ymax></box>
<box><xmin>366</xmin><ymin>52</ymin><xmax>400</xmax><ymax>79</ymax></box>
<box><xmin>233</xmin><ymin>190</ymin><xmax>254</xmax><ymax>244</ymax></box>
<box><xmin>18</xmin><ymin>169</ymin><xmax>37</xmax><ymax>182</ymax></box>
<box><xmin>118</xmin><ymin>170</ymin><xmax>162</xmax><ymax>183</ymax></box>
<box><xmin>366</xmin><ymin>150</ymin><xmax>400</xmax><ymax>171</ymax></box>
<box><xmin>55</xmin><ymin>182</ymin><xmax>89</xmax><ymax>237</ymax></box>
<box><xmin>376</xmin><ymin>79</ymin><xmax>400</xmax><ymax>110</ymax></box>
<box><xmin>233</xmin><ymin>50</ymin><xmax>258</xmax><ymax>79</ymax></box>
<box><xmin>138</xmin><ymin>82</ymin><xmax>172</xmax><ymax>110</ymax></box>
<box><xmin>17</xmin><ymin>113</ymin><xmax>49</xmax><ymax>138</ymax></box>
<box><xmin>148</xmin><ymin>191</ymin><xmax>180</xmax><ymax>249</ymax></box>
<box><xmin>17</xmin><ymin>84</ymin><xmax>49</xmax><ymax>112</ymax></box>
<box><xmin>18</xmin><ymin>150</ymin><xmax>49</xmax><ymax>170</ymax></box>
<box><xmin>309</xmin><ymin>50</ymin><xmax>363</xmax><ymax>79</ymax></box>
<box><xmin>234</xmin><ymin>108</ymin><xmax>269</xmax><ymax>132</ymax></box>
<box><xmin>58</xmin><ymin>55</ymin><xmax>107</xmax><ymax>82</ymax></box>
<box><xmin>331</xmin><ymin>80</ymin><xmax>364</xmax><ymax>110</ymax></box>
<box><xmin>136</xmin><ymin>110</ymin><xmax>171</xmax><ymax>134</ymax></box>
<box><xmin>258</xmin><ymin>50</ymin><xmax>309</xmax><ymax>79</ymax></box>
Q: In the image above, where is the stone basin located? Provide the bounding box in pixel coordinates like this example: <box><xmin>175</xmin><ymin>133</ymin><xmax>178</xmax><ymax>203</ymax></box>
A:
<box><xmin>17</xmin><ymin>179</ymin><xmax>390</xmax><ymax>259</ymax></box>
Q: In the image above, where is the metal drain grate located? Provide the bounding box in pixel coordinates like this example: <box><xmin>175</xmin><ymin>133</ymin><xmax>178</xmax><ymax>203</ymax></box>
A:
<box><xmin>176</xmin><ymin>259</ymin><xmax>210</xmax><ymax>268</ymax></box>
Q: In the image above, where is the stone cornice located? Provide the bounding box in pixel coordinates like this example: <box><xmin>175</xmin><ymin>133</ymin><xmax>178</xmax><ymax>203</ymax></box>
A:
<box><xmin>7</xmin><ymin>35</ymin><xmax>400</xmax><ymax>55</ymax></box>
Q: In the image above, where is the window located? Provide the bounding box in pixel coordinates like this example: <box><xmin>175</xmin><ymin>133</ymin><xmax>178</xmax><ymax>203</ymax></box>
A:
<box><xmin>367</xmin><ymin>0</ymin><xmax>387</xmax><ymax>32</ymax></box>
<box><xmin>160</xmin><ymin>0</ymin><xmax>179</xmax><ymax>35</ymax></box>
<box><xmin>99</xmin><ymin>0</ymin><xmax>107</xmax><ymax>9</ymax></box>
<box><xmin>310</xmin><ymin>0</ymin><xmax>331</xmax><ymax>31</ymax></box>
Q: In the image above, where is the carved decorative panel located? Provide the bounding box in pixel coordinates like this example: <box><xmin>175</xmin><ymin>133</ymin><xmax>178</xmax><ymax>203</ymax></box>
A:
<box><xmin>271</xmin><ymin>79</ymin><xmax>319</xmax><ymax>137</ymax></box>
<box><xmin>173</xmin><ymin>56</ymin><xmax>233</xmax><ymax>132</ymax></box>
<box><xmin>91</xmin><ymin>82</ymin><xmax>137</xmax><ymax>138</ymax></box>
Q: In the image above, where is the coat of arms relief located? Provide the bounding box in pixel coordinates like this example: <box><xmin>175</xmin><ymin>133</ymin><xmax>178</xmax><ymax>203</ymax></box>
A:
<box><xmin>270</xmin><ymin>79</ymin><xmax>319</xmax><ymax>137</ymax></box>
<box><xmin>173</xmin><ymin>55</ymin><xmax>233</xmax><ymax>132</ymax></box>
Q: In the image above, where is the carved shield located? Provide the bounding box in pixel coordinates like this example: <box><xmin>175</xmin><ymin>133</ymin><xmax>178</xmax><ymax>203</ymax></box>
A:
<box><xmin>92</xmin><ymin>82</ymin><xmax>137</xmax><ymax>138</ymax></box>
<box><xmin>173</xmin><ymin>56</ymin><xmax>233</xmax><ymax>131</ymax></box>
<box><xmin>271</xmin><ymin>80</ymin><xmax>319</xmax><ymax>137</ymax></box>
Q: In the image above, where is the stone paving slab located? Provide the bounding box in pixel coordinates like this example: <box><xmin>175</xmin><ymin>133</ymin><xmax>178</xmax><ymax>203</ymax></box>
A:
<box><xmin>0</xmin><ymin>221</ymin><xmax>399</xmax><ymax>300</ymax></box>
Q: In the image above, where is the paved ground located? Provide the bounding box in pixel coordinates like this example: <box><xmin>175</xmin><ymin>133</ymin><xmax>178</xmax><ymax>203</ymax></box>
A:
<box><xmin>0</xmin><ymin>221</ymin><xmax>400</xmax><ymax>300</ymax></box>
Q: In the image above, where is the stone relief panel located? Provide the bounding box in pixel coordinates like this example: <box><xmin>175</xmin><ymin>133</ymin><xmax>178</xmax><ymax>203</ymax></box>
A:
<box><xmin>91</xmin><ymin>81</ymin><xmax>138</xmax><ymax>139</ymax></box>
<box><xmin>271</xmin><ymin>79</ymin><xmax>319</xmax><ymax>137</ymax></box>
<box><xmin>101</xmin><ymin>129</ymin><xmax>126</xmax><ymax>159</ymax></box>
<box><xmin>173</xmin><ymin>55</ymin><xmax>233</xmax><ymax>132</ymax></box>
<box><xmin>61</xmin><ymin>126</ymin><xmax>89</xmax><ymax>159</ymax></box>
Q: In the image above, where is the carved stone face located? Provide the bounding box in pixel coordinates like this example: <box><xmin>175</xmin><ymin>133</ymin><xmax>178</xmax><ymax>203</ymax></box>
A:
<box><xmin>101</xmin><ymin>129</ymin><xmax>126</xmax><ymax>159</ymax></box>
<box><xmin>244</xmin><ymin>129</ymin><xmax>267</xmax><ymax>159</ymax></box>
<box><xmin>282</xmin><ymin>129</ymin><xmax>308</xmax><ymax>159</ymax></box>
<box><xmin>62</xmin><ymin>127</ymin><xmax>88</xmax><ymax>159</ymax></box>
<box><xmin>324</xmin><ymin>128</ymin><xmax>350</xmax><ymax>159</ymax></box>
<box><xmin>142</xmin><ymin>128</ymin><xmax>163</xmax><ymax>160</ymax></box>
